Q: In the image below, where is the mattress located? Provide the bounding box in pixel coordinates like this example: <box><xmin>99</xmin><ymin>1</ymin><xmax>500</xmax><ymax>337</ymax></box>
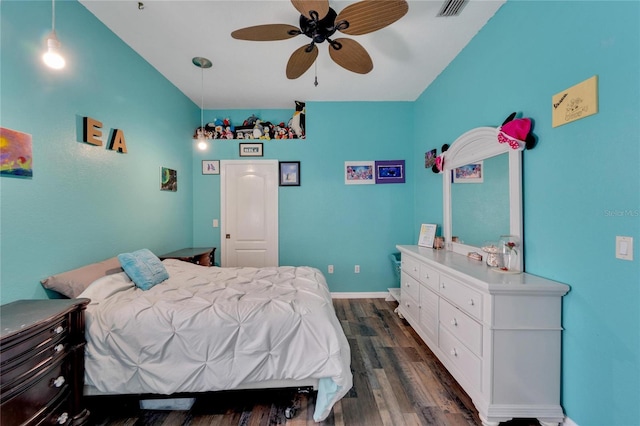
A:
<box><xmin>79</xmin><ymin>259</ymin><xmax>352</xmax><ymax>421</ymax></box>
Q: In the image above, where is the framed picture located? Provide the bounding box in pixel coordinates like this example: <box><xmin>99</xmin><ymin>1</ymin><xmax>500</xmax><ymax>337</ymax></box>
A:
<box><xmin>453</xmin><ymin>162</ymin><xmax>483</xmax><ymax>183</ymax></box>
<box><xmin>418</xmin><ymin>224</ymin><xmax>437</xmax><ymax>248</ymax></box>
<box><xmin>345</xmin><ymin>161</ymin><xmax>375</xmax><ymax>185</ymax></box>
<box><xmin>202</xmin><ymin>160</ymin><xmax>220</xmax><ymax>175</ymax></box>
<box><xmin>0</xmin><ymin>127</ymin><xmax>33</xmax><ymax>178</ymax></box>
<box><xmin>239</xmin><ymin>142</ymin><xmax>263</xmax><ymax>157</ymax></box>
<box><xmin>425</xmin><ymin>149</ymin><xmax>437</xmax><ymax>169</ymax></box>
<box><xmin>161</xmin><ymin>167</ymin><xmax>177</xmax><ymax>191</ymax></box>
<box><xmin>279</xmin><ymin>161</ymin><xmax>300</xmax><ymax>186</ymax></box>
<box><xmin>375</xmin><ymin>160</ymin><xmax>405</xmax><ymax>184</ymax></box>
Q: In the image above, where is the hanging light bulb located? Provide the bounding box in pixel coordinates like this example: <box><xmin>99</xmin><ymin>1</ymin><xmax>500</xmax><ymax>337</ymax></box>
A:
<box><xmin>43</xmin><ymin>0</ymin><xmax>65</xmax><ymax>70</ymax></box>
<box><xmin>192</xmin><ymin>57</ymin><xmax>212</xmax><ymax>151</ymax></box>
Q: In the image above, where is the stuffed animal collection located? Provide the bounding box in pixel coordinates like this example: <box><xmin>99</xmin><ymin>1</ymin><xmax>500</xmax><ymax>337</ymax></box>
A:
<box><xmin>193</xmin><ymin>101</ymin><xmax>305</xmax><ymax>140</ymax></box>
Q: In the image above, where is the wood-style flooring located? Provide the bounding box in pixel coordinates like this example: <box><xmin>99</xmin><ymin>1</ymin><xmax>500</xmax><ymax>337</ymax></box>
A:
<box><xmin>86</xmin><ymin>299</ymin><xmax>541</xmax><ymax>426</ymax></box>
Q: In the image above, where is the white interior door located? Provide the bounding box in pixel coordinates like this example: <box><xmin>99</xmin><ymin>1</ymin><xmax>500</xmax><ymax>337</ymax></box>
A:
<box><xmin>220</xmin><ymin>160</ymin><xmax>278</xmax><ymax>267</ymax></box>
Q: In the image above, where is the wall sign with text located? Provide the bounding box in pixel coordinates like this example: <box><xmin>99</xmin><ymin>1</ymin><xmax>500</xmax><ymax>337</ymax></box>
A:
<box><xmin>552</xmin><ymin>76</ymin><xmax>598</xmax><ymax>128</ymax></box>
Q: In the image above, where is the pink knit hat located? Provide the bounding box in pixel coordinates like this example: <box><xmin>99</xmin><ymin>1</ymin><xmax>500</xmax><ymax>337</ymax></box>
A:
<box><xmin>498</xmin><ymin>118</ymin><xmax>531</xmax><ymax>150</ymax></box>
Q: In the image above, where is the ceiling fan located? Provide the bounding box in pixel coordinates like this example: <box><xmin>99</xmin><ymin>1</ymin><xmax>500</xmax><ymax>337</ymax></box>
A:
<box><xmin>231</xmin><ymin>0</ymin><xmax>409</xmax><ymax>79</ymax></box>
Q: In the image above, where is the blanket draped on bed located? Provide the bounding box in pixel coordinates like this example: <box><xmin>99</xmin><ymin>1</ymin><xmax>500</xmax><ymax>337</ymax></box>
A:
<box><xmin>80</xmin><ymin>260</ymin><xmax>352</xmax><ymax>421</ymax></box>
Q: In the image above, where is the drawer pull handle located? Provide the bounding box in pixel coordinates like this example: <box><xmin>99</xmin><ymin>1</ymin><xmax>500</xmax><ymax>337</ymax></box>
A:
<box><xmin>468</xmin><ymin>299</ymin><xmax>475</xmax><ymax>306</ymax></box>
<box><xmin>450</xmin><ymin>348</ymin><xmax>458</xmax><ymax>357</ymax></box>
<box><xmin>57</xmin><ymin>412</ymin><xmax>69</xmax><ymax>424</ymax></box>
<box><xmin>54</xmin><ymin>344</ymin><xmax>65</xmax><ymax>353</ymax></box>
<box><xmin>53</xmin><ymin>326</ymin><xmax>64</xmax><ymax>334</ymax></box>
<box><xmin>51</xmin><ymin>375</ymin><xmax>65</xmax><ymax>388</ymax></box>
<box><xmin>450</xmin><ymin>318</ymin><xmax>458</xmax><ymax>326</ymax></box>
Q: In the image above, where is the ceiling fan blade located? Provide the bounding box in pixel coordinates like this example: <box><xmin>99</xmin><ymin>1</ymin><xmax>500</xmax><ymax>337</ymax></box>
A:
<box><xmin>336</xmin><ymin>0</ymin><xmax>409</xmax><ymax>36</ymax></box>
<box><xmin>286</xmin><ymin>44</ymin><xmax>319</xmax><ymax>79</ymax></box>
<box><xmin>290</xmin><ymin>0</ymin><xmax>330</xmax><ymax>20</ymax></box>
<box><xmin>328</xmin><ymin>38</ymin><xmax>373</xmax><ymax>74</ymax></box>
<box><xmin>231</xmin><ymin>24</ymin><xmax>301</xmax><ymax>41</ymax></box>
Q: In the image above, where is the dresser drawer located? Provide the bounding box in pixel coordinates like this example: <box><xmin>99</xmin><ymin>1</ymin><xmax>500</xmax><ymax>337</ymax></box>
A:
<box><xmin>439</xmin><ymin>299</ymin><xmax>482</xmax><ymax>356</ymax></box>
<box><xmin>400</xmin><ymin>292</ymin><xmax>420</xmax><ymax>323</ymax></box>
<box><xmin>439</xmin><ymin>275</ymin><xmax>482</xmax><ymax>320</ymax></box>
<box><xmin>1</xmin><ymin>330</ymin><xmax>67</xmax><ymax>391</ymax></box>
<box><xmin>1</xmin><ymin>356</ymin><xmax>69</xmax><ymax>425</ymax></box>
<box><xmin>419</xmin><ymin>264</ymin><xmax>439</xmax><ymax>291</ymax></box>
<box><xmin>439</xmin><ymin>325</ymin><xmax>481</xmax><ymax>391</ymax></box>
<box><xmin>0</xmin><ymin>317</ymin><xmax>68</xmax><ymax>368</ymax></box>
<box><xmin>401</xmin><ymin>271</ymin><xmax>420</xmax><ymax>302</ymax></box>
<box><xmin>401</xmin><ymin>256</ymin><xmax>420</xmax><ymax>280</ymax></box>
<box><xmin>419</xmin><ymin>285</ymin><xmax>438</xmax><ymax>343</ymax></box>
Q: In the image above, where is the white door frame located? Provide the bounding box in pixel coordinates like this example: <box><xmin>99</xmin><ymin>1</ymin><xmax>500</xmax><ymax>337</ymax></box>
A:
<box><xmin>220</xmin><ymin>159</ymin><xmax>279</xmax><ymax>267</ymax></box>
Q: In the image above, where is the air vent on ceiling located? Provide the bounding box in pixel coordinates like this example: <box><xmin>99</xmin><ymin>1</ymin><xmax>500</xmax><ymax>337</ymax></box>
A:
<box><xmin>437</xmin><ymin>0</ymin><xmax>468</xmax><ymax>17</ymax></box>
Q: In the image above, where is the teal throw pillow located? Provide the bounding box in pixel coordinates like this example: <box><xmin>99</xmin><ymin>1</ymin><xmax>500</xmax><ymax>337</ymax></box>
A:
<box><xmin>117</xmin><ymin>248</ymin><xmax>169</xmax><ymax>290</ymax></box>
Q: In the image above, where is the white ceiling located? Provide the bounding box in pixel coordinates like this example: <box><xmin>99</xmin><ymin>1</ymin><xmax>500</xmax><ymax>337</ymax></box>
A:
<box><xmin>79</xmin><ymin>0</ymin><xmax>505</xmax><ymax>109</ymax></box>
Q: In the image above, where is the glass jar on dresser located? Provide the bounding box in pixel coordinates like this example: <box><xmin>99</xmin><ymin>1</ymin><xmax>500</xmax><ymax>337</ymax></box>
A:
<box><xmin>1</xmin><ymin>298</ymin><xmax>91</xmax><ymax>426</ymax></box>
<box><xmin>397</xmin><ymin>245</ymin><xmax>569</xmax><ymax>426</ymax></box>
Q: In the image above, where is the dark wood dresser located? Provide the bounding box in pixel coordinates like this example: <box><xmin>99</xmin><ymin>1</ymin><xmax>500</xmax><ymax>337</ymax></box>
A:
<box><xmin>1</xmin><ymin>298</ymin><xmax>90</xmax><ymax>426</ymax></box>
<box><xmin>159</xmin><ymin>247</ymin><xmax>216</xmax><ymax>266</ymax></box>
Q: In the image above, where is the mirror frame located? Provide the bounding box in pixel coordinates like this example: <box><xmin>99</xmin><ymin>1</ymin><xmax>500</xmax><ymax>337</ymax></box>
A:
<box><xmin>442</xmin><ymin>126</ymin><xmax>524</xmax><ymax>272</ymax></box>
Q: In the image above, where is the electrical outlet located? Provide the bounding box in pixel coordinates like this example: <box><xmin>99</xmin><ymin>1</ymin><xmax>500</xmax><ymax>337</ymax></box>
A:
<box><xmin>328</xmin><ymin>265</ymin><xmax>334</xmax><ymax>274</ymax></box>
<box><xmin>354</xmin><ymin>265</ymin><xmax>360</xmax><ymax>273</ymax></box>
<box><xmin>213</xmin><ymin>219</ymin><xmax>219</xmax><ymax>228</ymax></box>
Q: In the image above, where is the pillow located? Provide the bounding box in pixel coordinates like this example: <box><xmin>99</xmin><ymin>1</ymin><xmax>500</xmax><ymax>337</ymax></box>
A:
<box><xmin>41</xmin><ymin>257</ymin><xmax>123</xmax><ymax>298</ymax></box>
<box><xmin>117</xmin><ymin>249</ymin><xmax>169</xmax><ymax>290</ymax></box>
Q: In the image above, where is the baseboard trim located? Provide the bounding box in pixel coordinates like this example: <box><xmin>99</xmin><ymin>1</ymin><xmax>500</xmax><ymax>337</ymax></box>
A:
<box><xmin>563</xmin><ymin>416</ymin><xmax>579</xmax><ymax>426</ymax></box>
<box><xmin>331</xmin><ymin>292</ymin><xmax>388</xmax><ymax>299</ymax></box>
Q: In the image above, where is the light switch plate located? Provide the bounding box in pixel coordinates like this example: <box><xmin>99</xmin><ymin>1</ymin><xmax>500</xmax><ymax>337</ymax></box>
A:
<box><xmin>616</xmin><ymin>236</ymin><xmax>633</xmax><ymax>261</ymax></box>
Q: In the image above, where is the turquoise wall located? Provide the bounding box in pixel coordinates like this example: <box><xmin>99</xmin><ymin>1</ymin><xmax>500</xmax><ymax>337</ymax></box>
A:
<box><xmin>412</xmin><ymin>1</ymin><xmax>639</xmax><ymax>425</ymax></box>
<box><xmin>192</xmin><ymin>103</ymin><xmax>415</xmax><ymax>293</ymax></box>
<box><xmin>0</xmin><ymin>0</ymin><xmax>196</xmax><ymax>302</ymax></box>
<box><xmin>2</xmin><ymin>1</ymin><xmax>639</xmax><ymax>425</ymax></box>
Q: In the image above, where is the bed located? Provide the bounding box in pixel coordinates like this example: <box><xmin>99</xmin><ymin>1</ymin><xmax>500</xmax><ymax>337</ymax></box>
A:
<box><xmin>42</xmin><ymin>251</ymin><xmax>352</xmax><ymax>422</ymax></box>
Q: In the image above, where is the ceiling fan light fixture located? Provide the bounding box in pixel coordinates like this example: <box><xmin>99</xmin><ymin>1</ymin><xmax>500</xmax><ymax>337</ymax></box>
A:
<box><xmin>232</xmin><ymin>0</ymin><xmax>408</xmax><ymax>79</ymax></box>
<box><xmin>192</xmin><ymin>56</ymin><xmax>212</xmax><ymax>151</ymax></box>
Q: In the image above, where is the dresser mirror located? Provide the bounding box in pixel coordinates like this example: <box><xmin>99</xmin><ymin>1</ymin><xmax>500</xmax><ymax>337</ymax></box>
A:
<box><xmin>442</xmin><ymin>126</ymin><xmax>524</xmax><ymax>271</ymax></box>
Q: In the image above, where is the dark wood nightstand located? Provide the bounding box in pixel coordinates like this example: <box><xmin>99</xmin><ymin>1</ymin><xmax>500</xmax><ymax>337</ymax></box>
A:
<box><xmin>159</xmin><ymin>247</ymin><xmax>216</xmax><ymax>266</ymax></box>
<box><xmin>1</xmin><ymin>298</ymin><xmax>91</xmax><ymax>426</ymax></box>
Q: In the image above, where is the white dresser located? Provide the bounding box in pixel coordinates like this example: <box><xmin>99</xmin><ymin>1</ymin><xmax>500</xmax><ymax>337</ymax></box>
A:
<box><xmin>396</xmin><ymin>245</ymin><xmax>569</xmax><ymax>426</ymax></box>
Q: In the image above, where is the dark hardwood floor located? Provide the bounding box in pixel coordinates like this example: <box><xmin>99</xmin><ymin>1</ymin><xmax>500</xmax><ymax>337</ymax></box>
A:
<box><xmin>86</xmin><ymin>299</ymin><xmax>542</xmax><ymax>426</ymax></box>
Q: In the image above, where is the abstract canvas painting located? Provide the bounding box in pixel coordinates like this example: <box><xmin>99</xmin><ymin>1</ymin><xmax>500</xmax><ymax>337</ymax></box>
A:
<box><xmin>1</xmin><ymin>127</ymin><xmax>33</xmax><ymax>178</ymax></box>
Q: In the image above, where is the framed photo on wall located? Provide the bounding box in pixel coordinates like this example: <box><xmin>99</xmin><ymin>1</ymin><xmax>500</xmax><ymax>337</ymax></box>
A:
<box><xmin>453</xmin><ymin>162</ymin><xmax>483</xmax><ymax>183</ymax></box>
<box><xmin>239</xmin><ymin>143</ymin><xmax>263</xmax><ymax>157</ymax></box>
<box><xmin>202</xmin><ymin>160</ymin><xmax>220</xmax><ymax>175</ymax></box>
<box><xmin>375</xmin><ymin>160</ymin><xmax>405</xmax><ymax>184</ymax></box>
<box><xmin>161</xmin><ymin>167</ymin><xmax>177</xmax><ymax>192</ymax></box>
<box><xmin>345</xmin><ymin>161</ymin><xmax>375</xmax><ymax>185</ymax></box>
<box><xmin>279</xmin><ymin>161</ymin><xmax>300</xmax><ymax>186</ymax></box>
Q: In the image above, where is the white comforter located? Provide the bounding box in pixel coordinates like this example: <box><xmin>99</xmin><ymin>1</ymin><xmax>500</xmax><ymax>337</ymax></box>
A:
<box><xmin>79</xmin><ymin>260</ymin><xmax>352</xmax><ymax>421</ymax></box>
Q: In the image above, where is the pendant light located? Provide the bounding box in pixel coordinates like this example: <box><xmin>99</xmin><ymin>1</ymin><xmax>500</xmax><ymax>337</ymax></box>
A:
<box><xmin>43</xmin><ymin>0</ymin><xmax>65</xmax><ymax>70</ymax></box>
<box><xmin>192</xmin><ymin>57</ymin><xmax>212</xmax><ymax>151</ymax></box>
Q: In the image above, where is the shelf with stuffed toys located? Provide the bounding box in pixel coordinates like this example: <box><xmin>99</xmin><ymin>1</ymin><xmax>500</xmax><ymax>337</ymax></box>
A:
<box><xmin>193</xmin><ymin>101</ymin><xmax>306</xmax><ymax>141</ymax></box>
